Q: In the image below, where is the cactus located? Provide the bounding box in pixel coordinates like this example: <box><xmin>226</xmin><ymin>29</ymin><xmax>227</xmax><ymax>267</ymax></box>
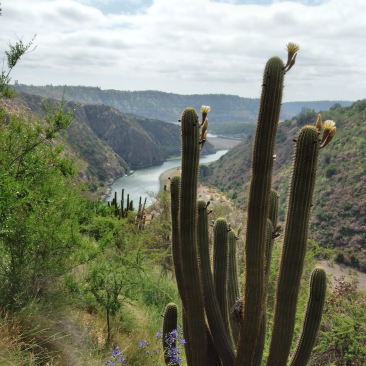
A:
<box><xmin>162</xmin><ymin>302</ymin><xmax>178</xmax><ymax>365</ymax></box>
<box><xmin>168</xmin><ymin>44</ymin><xmax>333</xmax><ymax>366</ymax></box>
<box><xmin>267</xmin><ymin>125</ymin><xmax>320</xmax><ymax>366</ymax></box>
<box><xmin>178</xmin><ymin>108</ymin><xmax>206</xmax><ymax>366</ymax></box>
<box><xmin>227</xmin><ymin>230</ymin><xmax>240</xmax><ymax>345</ymax></box>
<box><xmin>213</xmin><ymin>218</ymin><xmax>230</xmax><ymax>334</ymax></box>
<box><xmin>288</xmin><ymin>267</ymin><xmax>327</xmax><ymax>366</ymax></box>
<box><xmin>197</xmin><ymin>199</ymin><xmax>235</xmax><ymax>365</ymax></box>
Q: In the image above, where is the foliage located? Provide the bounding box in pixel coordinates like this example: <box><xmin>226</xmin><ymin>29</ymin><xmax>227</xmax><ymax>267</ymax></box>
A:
<box><xmin>208</xmin><ymin>120</ymin><xmax>256</xmax><ymax>139</ymax></box>
<box><xmin>1</xmin><ymin>36</ymin><xmax>36</xmax><ymax>99</ymax></box>
<box><xmin>201</xmin><ymin>99</ymin><xmax>366</xmax><ymax>270</ymax></box>
<box><xmin>311</xmin><ymin>276</ymin><xmax>366</xmax><ymax>365</ymax></box>
<box><xmin>0</xmin><ymin>95</ymin><xmax>89</xmax><ymax>310</ymax></box>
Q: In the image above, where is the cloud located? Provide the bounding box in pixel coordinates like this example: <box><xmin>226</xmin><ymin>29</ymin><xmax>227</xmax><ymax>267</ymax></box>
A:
<box><xmin>2</xmin><ymin>0</ymin><xmax>366</xmax><ymax>101</ymax></box>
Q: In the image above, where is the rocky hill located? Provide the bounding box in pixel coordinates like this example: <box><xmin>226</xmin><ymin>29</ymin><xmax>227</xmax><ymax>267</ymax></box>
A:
<box><xmin>3</xmin><ymin>92</ymin><xmax>215</xmax><ymax>194</ymax></box>
<box><xmin>200</xmin><ymin>100</ymin><xmax>366</xmax><ymax>270</ymax></box>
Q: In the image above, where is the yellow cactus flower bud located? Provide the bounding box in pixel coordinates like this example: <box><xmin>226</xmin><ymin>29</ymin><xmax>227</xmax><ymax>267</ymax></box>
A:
<box><xmin>320</xmin><ymin>127</ymin><xmax>336</xmax><ymax>149</ymax></box>
<box><xmin>316</xmin><ymin>114</ymin><xmax>322</xmax><ymax>132</ymax></box>
<box><xmin>201</xmin><ymin>105</ymin><xmax>211</xmax><ymax>125</ymax></box>
<box><xmin>323</xmin><ymin>120</ymin><xmax>336</xmax><ymax>131</ymax></box>
<box><xmin>201</xmin><ymin>105</ymin><xmax>211</xmax><ymax>114</ymax></box>
<box><xmin>201</xmin><ymin>118</ymin><xmax>208</xmax><ymax>138</ymax></box>
<box><xmin>286</xmin><ymin>42</ymin><xmax>300</xmax><ymax>54</ymax></box>
<box><xmin>320</xmin><ymin>120</ymin><xmax>336</xmax><ymax>146</ymax></box>
<box><xmin>284</xmin><ymin>42</ymin><xmax>300</xmax><ymax>71</ymax></box>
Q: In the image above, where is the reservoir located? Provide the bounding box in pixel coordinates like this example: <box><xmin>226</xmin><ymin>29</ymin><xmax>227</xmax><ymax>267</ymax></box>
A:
<box><xmin>104</xmin><ymin>150</ymin><xmax>228</xmax><ymax>205</ymax></box>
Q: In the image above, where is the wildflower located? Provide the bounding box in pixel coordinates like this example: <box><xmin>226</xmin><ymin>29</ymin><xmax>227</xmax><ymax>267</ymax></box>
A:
<box><xmin>154</xmin><ymin>329</ymin><xmax>162</xmax><ymax>339</ymax></box>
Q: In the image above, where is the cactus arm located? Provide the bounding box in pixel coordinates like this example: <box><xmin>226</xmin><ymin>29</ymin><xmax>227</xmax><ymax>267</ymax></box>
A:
<box><xmin>288</xmin><ymin>267</ymin><xmax>327</xmax><ymax>366</ymax></box>
<box><xmin>227</xmin><ymin>230</ymin><xmax>240</xmax><ymax>346</ymax></box>
<box><xmin>182</xmin><ymin>311</ymin><xmax>193</xmax><ymax>366</ymax></box>
<box><xmin>206</xmin><ymin>323</ymin><xmax>223</xmax><ymax>366</ymax></box>
<box><xmin>197</xmin><ymin>199</ymin><xmax>235</xmax><ymax>366</ymax></box>
<box><xmin>170</xmin><ymin>176</ymin><xmax>186</xmax><ymax>303</ymax></box>
<box><xmin>253</xmin><ymin>219</ymin><xmax>274</xmax><ymax>366</ymax></box>
<box><xmin>266</xmin><ymin>126</ymin><xmax>320</xmax><ymax>366</ymax></box>
<box><xmin>163</xmin><ymin>303</ymin><xmax>178</xmax><ymax>365</ymax></box>
<box><xmin>269</xmin><ymin>189</ymin><xmax>279</xmax><ymax>229</ymax></box>
<box><xmin>236</xmin><ymin>56</ymin><xmax>285</xmax><ymax>366</ymax></box>
<box><xmin>213</xmin><ymin>218</ymin><xmax>230</xmax><ymax>334</ymax></box>
<box><xmin>179</xmin><ymin>107</ymin><xmax>207</xmax><ymax>365</ymax></box>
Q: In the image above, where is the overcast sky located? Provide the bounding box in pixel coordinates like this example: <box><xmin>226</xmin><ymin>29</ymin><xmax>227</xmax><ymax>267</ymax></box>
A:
<box><xmin>2</xmin><ymin>0</ymin><xmax>365</xmax><ymax>101</ymax></box>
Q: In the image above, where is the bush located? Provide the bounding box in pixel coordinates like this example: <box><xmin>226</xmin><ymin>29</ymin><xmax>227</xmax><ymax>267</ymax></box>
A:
<box><xmin>335</xmin><ymin>251</ymin><xmax>344</xmax><ymax>264</ymax></box>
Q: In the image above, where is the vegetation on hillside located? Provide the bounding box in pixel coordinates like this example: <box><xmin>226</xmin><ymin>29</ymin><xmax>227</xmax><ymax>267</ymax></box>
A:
<box><xmin>201</xmin><ymin>102</ymin><xmax>366</xmax><ymax>271</ymax></box>
<box><xmin>12</xmin><ymin>84</ymin><xmax>295</xmax><ymax>122</ymax></box>
<box><xmin>209</xmin><ymin>121</ymin><xmax>256</xmax><ymax>139</ymax></box>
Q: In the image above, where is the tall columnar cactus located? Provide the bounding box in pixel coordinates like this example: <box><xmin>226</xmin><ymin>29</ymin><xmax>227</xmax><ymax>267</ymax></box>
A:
<box><xmin>227</xmin><ymin>230</ymin><xmax>240</xmax><ymax>345</ymax></box>
<box><xmin>288</xmin><ymin>267</ymin><xmax>327</xmax><ymax>366</ymax></box>
<box><xmin>266</xmin><ymin>125</ymin><xmax>321</xmax><ymax>365</ymax></box>
<box><xmin>162</xmin><ymin>302</ymin><xmax>178</xmax><ymax>365</ymax></box>
<box><xmin>213</xmin><ymin>218</ymin><xmax>230</xmax><ymax>334</ymax></box>
<box><xmin>197</xmin><ymin>199</ymin><xmax>235</xmax><ymax>365</ymax></box>
<box><xmin>169</xmin><ymin>43</ymin><xmax>332</xmax><ymax>366</ymax></box>
<box><xmin>236</xmin><ymin>55</ymin><xmax>285</xmax><ymax>366</ymax></box>
<box><xmin>178</xmin><ymin>108</ymin><xmax>206</xmax><ymax>365</ymax></box>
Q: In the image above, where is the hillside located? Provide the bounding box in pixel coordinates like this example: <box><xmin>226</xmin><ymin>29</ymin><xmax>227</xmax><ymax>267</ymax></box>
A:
<box><xmin>201</xmin><ymin>100</ymin><xmax>366</xmax><ymax>270</ymax></box>
<box><xmin>6</xmin><ymin>92</ymin><xmax>214</xmax><ymax>177</ymax></box>
<box><xmin>12</xmin><ymin>84</ymin><xmax>294</xmax><ymax>122</ymax></box>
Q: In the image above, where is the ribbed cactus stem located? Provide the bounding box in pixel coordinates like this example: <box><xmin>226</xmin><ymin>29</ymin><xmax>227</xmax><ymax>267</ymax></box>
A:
<box><xmin>253</xmin><ymin>219</ymin><xmax>274</xmax><ymax>366</ymax></box>
<box><xmin>163</xmin><ymin>302</ymin><xmax>178</xmax><ymax>365</ymax></box>
<box><xmin>126</xmin><ymin>194</ymin><xmax>130</xmax><ymax>213</ymax></box>
<box><xmin>206</xmin><ymin>324</ymin><xmax>222</xmax><ymax>366</ymax></box>
<box><xmin>266</xmin><ymin>126</ymin><xmax>320</xmax><ymax>366</ymax></box>
<box><xmin>182</xmin><ymin>311</ymin><xmax>192</xmax><ymax>366</ymax></box>
<box><xmin>179</xmin><ymin>107</ymin><xmax>206</xmax><ymax>365</ymax></box>
<box><xmin>227</xmin><ymin>230</ymin><xmax>240</xmax><ymax>346</ymax></box>
<box><xmin>197</xmin><ymin>200</ymin><xmax>235</xmax><ymax>366</ymax></box>
<box><xmin>236</xmin><ymin>56</ymin><xmax>284</xmax><ymax>366</ymax></box>
<box><xmin>213</xmin><ymin>218</ymin><xmax>230</xmax><ymax>335</ymax></box>
<box><xmin>288</xmin><ymin>267</ymin><xmax>327</xmax><ymax>366</ymax></box>
<box><xmin>170</xmin><ymin>177</ymin><xmax>186</xmax><ymax>304</ymax></box>
<box><xmin>269</xmin><ymin>189</ymin><xmax>279</xmax><ymax>228</ymax></box>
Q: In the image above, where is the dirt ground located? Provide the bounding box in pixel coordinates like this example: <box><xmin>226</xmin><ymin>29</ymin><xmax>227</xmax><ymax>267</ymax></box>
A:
<box><xmin>319</xmin><ymin>260</ymin><xmax>366</xmax><ymax>290</ymax></box>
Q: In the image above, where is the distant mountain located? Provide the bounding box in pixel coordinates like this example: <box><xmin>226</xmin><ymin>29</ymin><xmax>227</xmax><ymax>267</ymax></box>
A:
<box><xmin>4</xmin><ymin>92</ymin><xmax>215</xmax><ymax>190</ymax></box>
<box><xmin>12</xmin><ymin>84</ymin><xmax>295</xmax><ymax>122</ymax></box>
<box><xmin>283</xmin><ymin>101</ymin><xmax>353</xmax><ymax>115</ymax></box>
<box><xmin>200</xmin><ymin>100</ymin><xmax>366</xmax><ymax>270</ymax></box>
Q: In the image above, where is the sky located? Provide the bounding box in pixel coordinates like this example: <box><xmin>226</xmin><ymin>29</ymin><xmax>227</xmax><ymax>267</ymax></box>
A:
<box><xmin>1</xmin><ymin>0</ymin><xmax>365</xmax><ymax>101</ymax></box>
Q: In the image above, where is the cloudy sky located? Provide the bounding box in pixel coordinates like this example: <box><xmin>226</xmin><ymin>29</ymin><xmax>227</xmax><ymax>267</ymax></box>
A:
<box><xmin>2</xmin><ymin>0</ymin><xmax>365</xmax><ymax>101</ymax></box>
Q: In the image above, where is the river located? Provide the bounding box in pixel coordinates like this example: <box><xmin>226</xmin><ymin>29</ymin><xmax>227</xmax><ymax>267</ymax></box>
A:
<box><xmin>104</xmin><ymin>150</ymin><xmax>228</xmax><ymax>206</ymax></box>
